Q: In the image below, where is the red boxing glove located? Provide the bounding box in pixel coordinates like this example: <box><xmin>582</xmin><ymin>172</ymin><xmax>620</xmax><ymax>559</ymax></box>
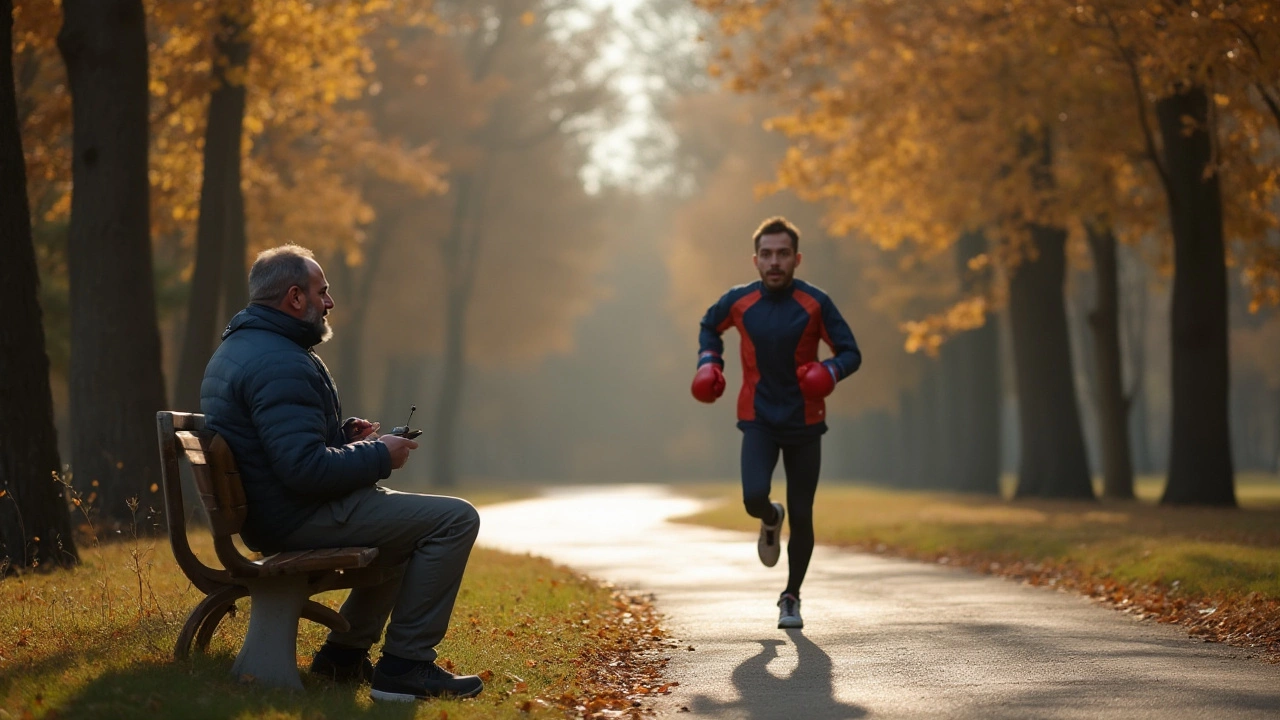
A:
<box><xmin>691</xmin><ymin>363</ymin><xmax>726</xmax><ymax>403</ymax></box>
<box><xmin>797</xmin><ymin>361</ymin><xmax>836</xmax><ymax>399</ymax></box>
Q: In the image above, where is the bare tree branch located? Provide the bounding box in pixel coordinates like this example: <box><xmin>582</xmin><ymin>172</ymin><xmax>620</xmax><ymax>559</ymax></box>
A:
<box><xmin>1104</xmin><ymin>11</ymin><xmax>1172</xmax><ymax>196</ymax></box>
<box><xmin>1256</xmin><ymin>83</ymin><xmax>1280</xmax><ymax>131</ymax></box>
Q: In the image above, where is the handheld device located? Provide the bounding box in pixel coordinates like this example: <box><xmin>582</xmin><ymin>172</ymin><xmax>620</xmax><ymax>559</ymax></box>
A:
<box><xmin>390</xmin><ymin>405</ymin><xmax>423</xmax><ymax>439</ymax></box>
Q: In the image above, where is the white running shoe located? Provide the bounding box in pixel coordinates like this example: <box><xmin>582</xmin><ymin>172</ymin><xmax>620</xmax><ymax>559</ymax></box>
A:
<box><xmin>757</xmin><ymin>502</ymin><xmax>785</xmax><ymax>567</ymax></box>
<box><xmin>777</xmin><ymin>592</ymin><xmax>803</xmax><ymax>629</ymax></box>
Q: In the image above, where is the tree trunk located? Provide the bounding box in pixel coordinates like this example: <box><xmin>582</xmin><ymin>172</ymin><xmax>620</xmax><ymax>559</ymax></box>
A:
<box><xmin>917</xmin><ymin>364</ymin><xmax>942</xmax><ymax>488</ymax></box>
<box><xmin>431</xmin><ymin>174</ymin><xmax>483</xmax><ymax>488</ymax></box>
<box><xmin>332</xmin><ymin>209</ymin><xmax>400</xmax><ymax>410</ymax></box>
<box><xmin>1120</xmin><ymin>245</ymin><xmax>1154</xmax><ymax>474</ymax></box>
<box><xmin>219</xmin><ymin>176</ymin><xmax>248</xmax><ymax>325</ymax></box>
<box><xmin>946</xmin><ymin>232</ymin><xmax>1002</xmax><ymax>495</ymax></box>
<box><xmin>0</xmin><ymin>0</ymin><xmax>78</xmax><ymax>572</ymax></box>
<box><xmin>176</xmin><ymin>6</ymin><xmax>250</xmax><ymax>412</ymax></box>
<box><xmin>1156</xmin><ymin>86</ymin><xmax>1235</xmax><ymax>506</ymax></box>
<box><xmin>58</xmin><ymin>0</ymin><xmax>169</xmax><ymax>527</ymax></box>
<box><xmin>1273</xmin><ymin>388</ymin><xmax>1280</xmax><ymax>473</ymax></box>
<box><xmin>1007</xmin><ymin>223</ymin><xmax>1094</xmax><ymax>500</ymax></box>
<box><xmin>1086</xmin><ymin>225</ymin><xmax>1135</xmax><ymax>499</ymax></box>
<box><xmin>431</xmin><ymin>285</ymin><xmax>468</xmax><ymax>488</ymax></box>
<box><xmin>896</xmin><ymin>387</ymin><xmax>921</xmax><ymax>489</ymax></box>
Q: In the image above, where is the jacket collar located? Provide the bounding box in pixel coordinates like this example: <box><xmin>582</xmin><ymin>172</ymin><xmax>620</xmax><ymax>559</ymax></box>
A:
<box><xmin>221</xmin><ymin>303</ymin><xmax>326</xmax><ymax>349</ymax></box>
<box><xmin>760</xmin><ymin>279</ymin><xmax>797</xmax><ymax>300</ymax></box>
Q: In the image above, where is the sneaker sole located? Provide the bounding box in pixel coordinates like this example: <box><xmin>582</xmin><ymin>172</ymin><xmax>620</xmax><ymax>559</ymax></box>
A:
<box><xmin>370</xmin><ymin>689</ymin><xmax>419</xmax><ymax>703</ymax></box>
<box><xmin>370</xmin><ymin>686</ymin><xmax>484</xmax><ymax>702</ymax></box>
<box><xmin>778</xmin><ymin>619</ymin><xmax>804</xmax><ymax>629</ymax></box>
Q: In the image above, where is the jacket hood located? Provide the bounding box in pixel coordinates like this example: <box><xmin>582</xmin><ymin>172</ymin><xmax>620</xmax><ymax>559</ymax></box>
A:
<box><xmin>222</xmin><ymin>303</ymin><xmax>326</xmax><ymax>348</ymax></box>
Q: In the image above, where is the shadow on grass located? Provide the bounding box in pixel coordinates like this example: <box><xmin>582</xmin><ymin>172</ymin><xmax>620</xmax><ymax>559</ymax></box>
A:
<box><xmin>30</xmin><ymin>654</ymin><xmax>418</xmax><ymax>720</ymax></box>
<box><xmin>688</xmin><ymin>632</ymin><xmax>866</xmax><ymax>720</ymax></box>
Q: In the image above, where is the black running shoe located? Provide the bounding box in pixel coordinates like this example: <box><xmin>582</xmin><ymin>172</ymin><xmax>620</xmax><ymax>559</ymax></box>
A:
<box><xmin>777</xmin><ymin>592</ymin><xmax>803</xmax><ymax>629</ymax></box>
<box><xmin>309</xmin><ymin>648</ymin><xmax>374</xmax><ymax>684</ymax></box>
<box><xmin>370</xmin><ymin>660</ymin><xmax>484</xmax><ymax>701</ymax></box>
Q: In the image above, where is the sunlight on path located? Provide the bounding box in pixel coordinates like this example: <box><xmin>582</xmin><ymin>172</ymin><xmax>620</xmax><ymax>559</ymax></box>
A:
<box><xmin>478</xmin><ymin>484</ymin><xmax>1280</xmax><ymax>720</ymax></box>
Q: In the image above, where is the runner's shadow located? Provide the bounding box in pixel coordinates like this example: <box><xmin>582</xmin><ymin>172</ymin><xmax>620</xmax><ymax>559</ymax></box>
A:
<box><xmin>690</xmin><ymin>633</ymin><xmax>865</xmax><ymax>720</ymax></box>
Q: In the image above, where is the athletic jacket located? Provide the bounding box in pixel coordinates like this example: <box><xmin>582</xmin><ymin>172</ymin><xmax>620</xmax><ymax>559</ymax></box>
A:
<box><xmin>698</xmin><ymin>279</ymin><xmax>861</xmax><ymax>437</ymax></box>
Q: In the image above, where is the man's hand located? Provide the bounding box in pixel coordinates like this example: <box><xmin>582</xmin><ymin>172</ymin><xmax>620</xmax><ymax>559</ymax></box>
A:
<box><xmin>797</xmin><ymin>361</ymin><xmax>836</xmax><ymax>400</ymax></box>
<box><xmin>691</xmin><ymin>364</ymin><xmax>726</xmax><ymax>404</ymax></box>
<box><xmin>344</xmin><ymin>418</ymin><xmax>381</xmax><ymax>442</ymax></box>
<box><xmin>379</xmin><ymin>434</ymin><xmax>419</xmax><ymax>469</ymax></box>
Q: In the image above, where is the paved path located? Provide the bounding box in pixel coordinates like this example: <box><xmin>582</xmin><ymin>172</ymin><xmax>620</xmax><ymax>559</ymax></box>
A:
<box><xmin>477</xmin><ymin>484</ymin><xmax>1280</xmax><ymax>719</ymax></box>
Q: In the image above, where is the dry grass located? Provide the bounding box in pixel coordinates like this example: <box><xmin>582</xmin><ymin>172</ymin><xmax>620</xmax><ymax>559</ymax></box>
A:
<box><xmin>1</xmin><ymin>515</ymin><xmax>672</xmax><ymax>719</ymax></box>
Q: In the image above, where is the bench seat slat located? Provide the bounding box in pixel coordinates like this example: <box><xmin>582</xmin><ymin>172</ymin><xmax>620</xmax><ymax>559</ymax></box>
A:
<box><xmin>254</xmin><ymin>547</ymin><xmax>378</xmax><ymax>576</ymax></box>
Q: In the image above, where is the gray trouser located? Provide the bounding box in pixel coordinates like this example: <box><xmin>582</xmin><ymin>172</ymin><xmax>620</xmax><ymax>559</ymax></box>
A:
<box><xmin>279</xmin><ymin>485</ymin><xmax>480</xmax><ymax>662</ymax></box>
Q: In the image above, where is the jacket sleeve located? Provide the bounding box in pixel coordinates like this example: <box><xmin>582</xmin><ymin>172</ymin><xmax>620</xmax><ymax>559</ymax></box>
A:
<box><xmin>246</xmin><ymin>353</ymin><xmax>392</xmax><ymax>498</ymax></box>
<box><xmin>697</xmin><ymin>289</ymin><xmax>736</xmax><ymax>369</ymax></box>
<box><xmin>820</xmin><ymin>295</ymin><xmax>862</xmax><ymax>381</ymax></box>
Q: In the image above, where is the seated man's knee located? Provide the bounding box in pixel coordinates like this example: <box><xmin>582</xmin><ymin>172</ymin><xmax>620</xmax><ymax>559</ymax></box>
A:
<box><xmin>458</xmin><ymin>499</ymin><xmax>480</xmax><ymax>536</ymax></box>
<box><xmin>438</xmin><ymin>497</ymin><xmax>480</xmax><ymax>542</ymax></box>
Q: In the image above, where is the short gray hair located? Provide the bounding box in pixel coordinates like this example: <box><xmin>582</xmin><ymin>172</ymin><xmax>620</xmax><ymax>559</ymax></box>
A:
<box><xmin>248</xmin><ymin>244</ymin><xmax>315</xmax><ymax>304</ymax></box>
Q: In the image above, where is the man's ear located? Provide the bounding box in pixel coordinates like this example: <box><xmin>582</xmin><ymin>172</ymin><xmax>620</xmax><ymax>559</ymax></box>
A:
<box><xmin>286</xmin><ymin>285</ymin><xmax>305</xmax><ymax>310</ymax></box>
<box><xmin>795</xmin><ymin>251</ymin><xmax>802</xmax><ymax>268</ymax></box>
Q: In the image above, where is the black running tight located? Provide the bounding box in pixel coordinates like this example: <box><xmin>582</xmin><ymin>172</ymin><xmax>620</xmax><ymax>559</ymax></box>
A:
<box><xmin>740</xmin><ymin>427</ymin><xmax>821</xmax><ymax>596</ymax></box>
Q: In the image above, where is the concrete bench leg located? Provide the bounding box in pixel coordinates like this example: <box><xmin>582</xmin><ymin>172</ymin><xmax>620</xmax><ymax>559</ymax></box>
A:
<box><xmin>230</xmin><ymin>575</ymin><xmax>311</xmax><ymax>689</ymax></box>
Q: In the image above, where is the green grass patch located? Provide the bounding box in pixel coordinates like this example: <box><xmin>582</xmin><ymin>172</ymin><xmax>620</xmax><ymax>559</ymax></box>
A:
<box><xmin>0</xmin><ymin>528</ymin><xmax>653</xmax><ymax>719</ymax></box>
<box><xmin>676</xmin><ymin>477</ymin><xmax>1280</xmax><ymax>601</ymax></box>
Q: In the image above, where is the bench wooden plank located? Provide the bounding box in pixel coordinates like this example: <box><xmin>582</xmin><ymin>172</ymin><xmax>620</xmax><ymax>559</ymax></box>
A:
<box><xmin>257</xmin><ymin>547</ymin><xmax>378</xmax><ymax>576</ymax></box>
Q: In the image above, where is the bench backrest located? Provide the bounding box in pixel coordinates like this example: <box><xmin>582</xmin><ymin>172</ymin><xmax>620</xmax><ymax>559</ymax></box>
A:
<box><xmin>175</xmin><ymin>430</ymin><xmax>247</xmax><ymax>537</ymax></box>
<box><xmin>156</xmin><ymin>411</ymin><xmax>261</xmax><ymax>585</ymax></box>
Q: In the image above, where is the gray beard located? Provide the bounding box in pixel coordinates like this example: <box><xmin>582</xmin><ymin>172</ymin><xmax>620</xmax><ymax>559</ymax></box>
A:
<box><xmin>303</xmin><ymin>302</ymin><xmax>333</xmax><ymax>343</ymax></box>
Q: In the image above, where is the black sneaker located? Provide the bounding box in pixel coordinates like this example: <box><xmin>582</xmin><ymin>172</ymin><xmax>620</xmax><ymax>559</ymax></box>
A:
<box><xmin>777</xmin><ymin>592</ymin><xmax>803</xmax><ymax>629</ymax></box>
<box><xmin>309</xmin><ymin>648</ymin><xmax>374</xmax><ymax>684</ymax></box>
<box><xmin>370</xmin><ymin>660</ymin><xmax>484</xmax><ymax>701</ymax></box>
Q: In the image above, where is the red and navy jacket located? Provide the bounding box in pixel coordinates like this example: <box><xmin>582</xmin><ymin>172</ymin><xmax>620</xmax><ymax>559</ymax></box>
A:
<box><xmin>698</xmin><ymin>279</ymin><xmax>861</xmax><ymax>437</ymax></box>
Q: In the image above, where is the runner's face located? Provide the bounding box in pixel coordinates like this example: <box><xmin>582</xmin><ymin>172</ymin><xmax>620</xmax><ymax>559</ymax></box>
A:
<box><xmin>754</xmin><ymin>233</ymin><xmax>800</xmax><ymax>290</ymax></box>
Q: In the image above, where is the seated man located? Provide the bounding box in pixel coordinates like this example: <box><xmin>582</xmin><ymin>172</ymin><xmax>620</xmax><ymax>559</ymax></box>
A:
<box><xmin>200</xmin><ymin>244</ymin><xmax>483</xmax><ymax>701</ymax></box>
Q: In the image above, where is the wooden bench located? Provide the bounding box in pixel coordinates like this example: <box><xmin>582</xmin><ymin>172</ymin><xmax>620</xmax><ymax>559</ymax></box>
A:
<box><xmin>156</xmin><ymin>411</ymin><xmax>383</xmax><ymax>689</ymax></box>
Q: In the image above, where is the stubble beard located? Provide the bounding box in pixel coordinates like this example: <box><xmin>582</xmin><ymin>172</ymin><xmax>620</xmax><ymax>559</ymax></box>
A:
<box><xmin>761</xmin><ymin>267</ymin><xmax>792</xmax><ymax>290</ymax></box>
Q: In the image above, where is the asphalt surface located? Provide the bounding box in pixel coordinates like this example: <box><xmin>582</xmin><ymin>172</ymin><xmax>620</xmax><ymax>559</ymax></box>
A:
<box><xmin>477</xmin><ymin>484</ymin><xmax>1280</xmax><ymax>719</ymax></box>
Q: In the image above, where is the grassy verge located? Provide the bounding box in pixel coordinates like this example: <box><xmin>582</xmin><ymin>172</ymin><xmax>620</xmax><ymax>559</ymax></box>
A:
<box><xmin>675</xmin><ymin>475</ymin><xmax>1280</xmax><ymax>656</ymax></box>
<box><xmin>1</xmin><ymin>520</ymin><xmax>670</xmax><ymax>718</ymax></box>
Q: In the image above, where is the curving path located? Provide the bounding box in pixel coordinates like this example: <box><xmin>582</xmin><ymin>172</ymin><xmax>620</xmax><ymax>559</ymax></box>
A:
<box><xmin>477</xmin><ymin>484</ymin><xmax>1280</xmax><ymax>720</ymax></box>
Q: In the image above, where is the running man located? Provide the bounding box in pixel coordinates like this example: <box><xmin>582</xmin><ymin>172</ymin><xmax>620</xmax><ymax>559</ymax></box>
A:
<box><xmin>690</xmin><ymin>216</ymin><xmax>861</xmax><ymax>629</ymax></box>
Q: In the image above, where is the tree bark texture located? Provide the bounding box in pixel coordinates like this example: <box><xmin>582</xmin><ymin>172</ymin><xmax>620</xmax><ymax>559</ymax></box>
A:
<box><xmin>176</xmin><ymin>7</ymin><xmax>250</xmax><ymax>412</ymax></box>
<box><xmin>1007</xmin><ymin>223</ymin><xmax>1095</xmax><ymax>499</ymax></box>
<box><xmin>58</xmin><ymin>0</ymin><xmax>169</xmax><ymax>526</ymax></box>
<box><xmin>1156</xmin><ymin>85</ymin><xmax>1235</xmax><ymax>506</ymax></box>
<box><xmin>1086</xmin><ymin>225</ymin><xmax>1135</xmax><ymax>499</ymax></box>
<box><xmin>1</xmin><ymin>0</ymin><xmax>78</xmax><ymax>571</ymax></box>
